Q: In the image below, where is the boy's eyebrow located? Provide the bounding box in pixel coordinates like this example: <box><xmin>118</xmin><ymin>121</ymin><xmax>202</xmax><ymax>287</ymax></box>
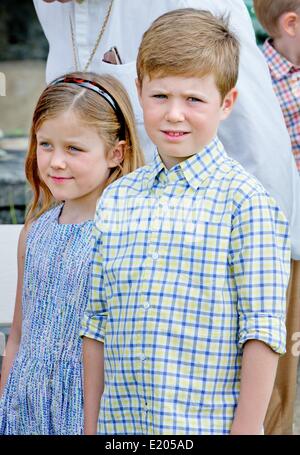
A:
<box><xmin>182</xmin><ymin>91</ymin><xmax>208</xmax><ymax>99</ymax></box>
<box><xmin>148</xmin><ymin>86</ymin><xmax>168</xmax><ymax>93</ymax></box>
<box><xmin>148</xmin><ymin>87</ymin><xmax>209</xmax><ymax>98</ymax></box>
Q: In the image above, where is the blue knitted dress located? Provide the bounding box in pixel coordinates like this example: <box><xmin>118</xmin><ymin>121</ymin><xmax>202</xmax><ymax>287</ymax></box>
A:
<box><xmin>0</xmin><ymin>205</ymin><xmax>93</xmax><ymax>434</ymax></box>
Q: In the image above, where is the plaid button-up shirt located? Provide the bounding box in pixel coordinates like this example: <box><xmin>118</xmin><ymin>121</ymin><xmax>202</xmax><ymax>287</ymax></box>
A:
<box><xmin>262</xmin><ymin>39</ymin><xmax>300</xmax><ymax>172</ymax></box>
<box><xmin>81</xmin><ymin>138</ymin><xmax>290</xmax><ymax>435</ymax></box>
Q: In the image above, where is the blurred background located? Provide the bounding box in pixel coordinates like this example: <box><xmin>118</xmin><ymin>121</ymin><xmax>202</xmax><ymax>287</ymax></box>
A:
<box><xmin>0</xmin><ymin>0</ymin><xmax>47</xmax><ymax>223</ymax></box>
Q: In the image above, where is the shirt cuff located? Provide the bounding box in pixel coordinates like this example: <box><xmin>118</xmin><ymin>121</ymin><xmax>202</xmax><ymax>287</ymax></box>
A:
<box><xmin>80</xmin><ymin>311</ymin><xmax>107</xmax><ymax>342</ymax></box>
<box><xmin>238</xmin><ymin>313</ymin><xmax>286</xmax><ymax>354</ymax></box>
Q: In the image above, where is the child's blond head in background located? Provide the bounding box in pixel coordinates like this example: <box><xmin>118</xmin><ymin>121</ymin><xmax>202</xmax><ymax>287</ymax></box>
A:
<box><xmin>253</xmin><ymin>0</ymin><xmax>300</xmax><ymax>38</ymax></box>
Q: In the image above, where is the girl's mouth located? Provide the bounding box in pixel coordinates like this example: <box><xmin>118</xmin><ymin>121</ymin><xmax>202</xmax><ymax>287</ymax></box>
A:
<box><xmin>49</xmin><ymin>176</ymin><xmax>74</xmax><ymax>184</ymax></box>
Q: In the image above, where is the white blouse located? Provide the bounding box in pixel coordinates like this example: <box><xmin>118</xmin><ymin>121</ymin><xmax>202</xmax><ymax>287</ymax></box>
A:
<box><xmin>33</xmin><ymin>0</ymin><xmax>300</xmax><ymax>258</ymax></box>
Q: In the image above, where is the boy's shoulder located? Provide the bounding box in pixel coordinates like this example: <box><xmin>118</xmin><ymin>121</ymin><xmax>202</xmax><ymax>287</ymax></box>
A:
<box><xmin>101</xmin><ymin>148</ymin><xmax>279</xmax><ymax>215</ymax></box>
<box><xmin>221</xmin><ymin>157</ymin><xmax>263</xmax><ymax>189</ymax></box>
<box><xmin>102</xmin><ymin>164</ymin><xmax>152</xmax><ymax>198</ymax></box>
<box><xmin>212</xmin><ymin>155</ymin><xmax>289</xmax><ymax>229</ymax></box>
<box><xmin>216</xmin><ymin>152</ymin><xmax>275</xmax><ymax>208</ymax></box>
<box><xmin>261</xmin><ymin>38</ymin><xmax>288</xmax><ymax>81</ymax></box>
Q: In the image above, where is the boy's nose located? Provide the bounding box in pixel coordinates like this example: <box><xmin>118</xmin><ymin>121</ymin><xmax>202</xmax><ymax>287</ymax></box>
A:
<box><xmin>165</xmin><ymin>101</ymin><xmax>185</xmax><ymax>123</ymax></box>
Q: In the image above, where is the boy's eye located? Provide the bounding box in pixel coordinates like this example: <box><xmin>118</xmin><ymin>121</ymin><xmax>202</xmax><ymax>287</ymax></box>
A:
<box><xmin>68</xmin><ymin>145</ymin><xmax>83</xmax><ymax>153</ymax></box>
<box><xmin>187</xmin><ymin>97</ymin><xmax>202</xmax><ymax>103</ymax></box>
<box><xmin>152</xmin><ymin>94</ymin><xmax>167</xmax><ymax>99</ymax></box>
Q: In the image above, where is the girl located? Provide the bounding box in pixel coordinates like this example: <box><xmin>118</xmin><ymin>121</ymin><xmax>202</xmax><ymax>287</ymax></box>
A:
<box><xmin>0</xmin><ymin>72</ymin><xmax>144</xmax><ymax>434</ymax></box>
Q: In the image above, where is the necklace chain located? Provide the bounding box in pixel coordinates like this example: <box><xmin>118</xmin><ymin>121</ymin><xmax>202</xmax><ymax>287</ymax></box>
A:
<box><xmin>70</xmin><ymin>0</ymin><xmax>114</xmax><ymax>72</ymax></box>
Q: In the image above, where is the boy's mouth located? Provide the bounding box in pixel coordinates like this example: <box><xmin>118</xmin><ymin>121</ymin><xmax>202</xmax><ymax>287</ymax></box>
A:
<box><xmin>162</xmin><ymin>130</ymin><xmax>189</xmax><ymax>138</ymax></box>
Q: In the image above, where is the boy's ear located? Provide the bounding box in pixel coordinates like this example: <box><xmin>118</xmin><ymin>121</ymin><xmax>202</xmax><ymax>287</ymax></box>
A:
<box><xmin>107</xmin><ymin>140</ymin><xmax>126</xmax><ymax>168</ymax></box>
<box><xmin>135</xmin><ymin>78</ymin><xmax>143</xmax><ymax>106</ymax></box>
<box><xmin>220</xmin><ymin>87</ymin><xmax>238</xmax><ymax>121</ymax></box>
<box><xmin>280</xmin><ymin>11</ymin><xmax>299</xmax><ymax>37</ymax></box>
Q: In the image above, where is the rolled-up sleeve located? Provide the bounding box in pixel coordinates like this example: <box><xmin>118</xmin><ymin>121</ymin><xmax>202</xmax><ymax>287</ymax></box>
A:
<box><xmin>229</xmin><ymin>191</ymin><xmax>291</xmax><ymax>354</ymax></box>
<box><xmin>80</xmin><ymin>211</ymin><xmax>107</xmax><ymax>342</ymax></box>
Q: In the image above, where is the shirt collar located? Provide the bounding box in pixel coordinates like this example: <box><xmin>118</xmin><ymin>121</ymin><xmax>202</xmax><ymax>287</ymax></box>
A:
<box><xmin>145</xmin><ymin>137</ymin><xmax>227</xmax><ymax>191</ymax></box>
<box><xmin>262</xmin><ymin>38</ymin><xmax>299</xmax><ymax>80</ymax></box>
<box><xmin>145</xmin><ymin>150</ymin><xmax>166</xmax><ymax>190</ymax></box>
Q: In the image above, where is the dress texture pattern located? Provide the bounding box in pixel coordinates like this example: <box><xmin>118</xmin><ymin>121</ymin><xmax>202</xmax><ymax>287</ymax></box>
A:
<box><xmin>0</xmin><ymin>205</ymin><xmax>93</xmax><ymax>435</ymax></box>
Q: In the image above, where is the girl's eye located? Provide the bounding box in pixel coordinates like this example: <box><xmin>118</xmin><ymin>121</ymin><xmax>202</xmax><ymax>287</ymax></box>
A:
<box><xmin>39</xmin><ymin>141</ymin><xmax>51</xmax><ymax>149</ymax></box>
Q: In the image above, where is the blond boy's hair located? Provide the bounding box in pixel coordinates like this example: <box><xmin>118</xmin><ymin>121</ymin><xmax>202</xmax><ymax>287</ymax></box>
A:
<box><xmin>136</xmin><ymin>8</ymin><xmax>239</xmax><ymax>101</ymax></box>
<box><xmin>253</xmin><ymin>0</ymin><xmax>300</xmax><ymax>37</ymax></box>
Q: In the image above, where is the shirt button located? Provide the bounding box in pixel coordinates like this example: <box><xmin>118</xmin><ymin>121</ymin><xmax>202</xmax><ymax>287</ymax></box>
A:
<box><xmin>152</xmin><ymin>252</ymin><xmax>159</xmax><ymax>260</ymax></box>
<box><xmin>144</xmin><ymin>302</ymin><xmax>150</xmax><ymax>310</ymax></box>
<box><xmin>140</xmin><ymin>354</ymin><xmax>146</xmax><ymax>361</ymax></box>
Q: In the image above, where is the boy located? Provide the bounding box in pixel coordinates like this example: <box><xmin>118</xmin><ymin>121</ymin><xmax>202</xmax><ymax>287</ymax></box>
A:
<box><xmin>254</xmin><ymin>0</ymin><xmax>300</xmax><ymax>434</ymax></box>
<box><xmin>81</xmin><ymin>9</ymin><xmax>290</xmax><ymax>435</ymax></box>
<box><xmin>253</xmin><ymin>0</ymin><xmax>300</xmax><ymax>435</ymax></box>
<box><xmin>254</xmin><ymin>0</ymin><xmax>300</xmax><ymax>172</ymax></box>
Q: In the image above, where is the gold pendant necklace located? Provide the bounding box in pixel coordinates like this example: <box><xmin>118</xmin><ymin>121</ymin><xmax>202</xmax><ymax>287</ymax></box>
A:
<box><xmin>70</xmin><ymin>0</ymin><xmax>114</xmax><ymax>72</ymax></box>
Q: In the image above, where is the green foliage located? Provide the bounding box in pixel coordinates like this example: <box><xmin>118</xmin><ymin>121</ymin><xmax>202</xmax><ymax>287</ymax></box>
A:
<box><xmin>6</xmin><ymin>129</ymin><xmax>26</xmax><ymax>137</ymax></box>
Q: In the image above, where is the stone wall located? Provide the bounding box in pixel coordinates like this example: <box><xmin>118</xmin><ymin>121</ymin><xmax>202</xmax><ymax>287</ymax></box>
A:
<box><xmin>0</xmin><ymin>138</ymin><xmax>29</xmax><ymax>224</ymax></box>
<box><xmin>0</xmin><ymin>60</ymin><xmax>46</xmax><ymax>224</ymax></box>
<box><xmin>0</xmin><ymin>0</ymin><xmax>47</xmax><ymax>224</ymax></box>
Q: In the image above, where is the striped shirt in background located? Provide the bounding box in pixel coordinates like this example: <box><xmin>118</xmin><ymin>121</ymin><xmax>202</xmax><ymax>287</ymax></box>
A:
<box><xmin>81</xmin><ymin>137</ymin><xmax>290</xmax><ymax>435</ymax></box>
<box><xmin>262</xmin><ymin>39</ymin><xmax>300</xmax><ymax>172</ymax></box>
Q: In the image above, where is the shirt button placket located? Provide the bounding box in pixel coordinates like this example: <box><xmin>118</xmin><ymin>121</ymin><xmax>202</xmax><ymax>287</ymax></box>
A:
<box><xmin>152</xmin><ymin>252</ymin><xmax>159</xmax><ymax>261</ymax></box>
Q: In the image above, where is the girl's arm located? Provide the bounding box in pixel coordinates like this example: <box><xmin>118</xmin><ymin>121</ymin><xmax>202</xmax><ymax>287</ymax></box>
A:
<box><xmin>82</xmin><ymin>336</ymin><xmax>104</xmax><ymax>435</ymax></box>
<box><xmin>0</xmin><ymin>225</ymin><xmax>28</xmax><ymax>396</ymax></box>
<box><xmin>230</xmin><ymin>339</ymin><xmax>279</xmax><ymax>435</ymax></box>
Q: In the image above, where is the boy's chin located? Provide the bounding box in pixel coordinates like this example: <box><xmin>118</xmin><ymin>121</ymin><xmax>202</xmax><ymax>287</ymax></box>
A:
<box><xmin>157</xmin><ymin>149</ymin><xmax>197</xmax><ymax>169</ymax></box>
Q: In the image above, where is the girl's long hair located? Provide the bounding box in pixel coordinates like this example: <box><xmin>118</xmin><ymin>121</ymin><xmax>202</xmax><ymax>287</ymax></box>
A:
<box><xmin>25</xmin><ymin>71</ymin><xmax>144</xmax><ymax>223</ymax></box>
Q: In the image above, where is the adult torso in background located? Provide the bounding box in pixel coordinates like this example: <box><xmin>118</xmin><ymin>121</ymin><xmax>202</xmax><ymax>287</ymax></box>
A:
<box><xmin>33</xmin><ymin>0</ymin><xmax>300</xmax><ymax>258</ymax></box>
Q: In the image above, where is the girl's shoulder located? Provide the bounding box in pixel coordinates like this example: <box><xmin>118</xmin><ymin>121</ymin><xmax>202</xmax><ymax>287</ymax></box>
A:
<box><xmin>27</xmin><ymin>205</ymin><xmax>62</xmax><ymax>240</ymax></box>
<box><xmin>31</xmin><ymin>204</ymin><xmax>62</xmax><ymax>228</ymax></box>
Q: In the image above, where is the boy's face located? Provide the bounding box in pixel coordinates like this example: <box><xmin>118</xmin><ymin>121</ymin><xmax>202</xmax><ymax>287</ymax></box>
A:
<box><xmin>137</xmin><ymin>74</ymin><xmax>237</xmax><ymax>169</ymax></box>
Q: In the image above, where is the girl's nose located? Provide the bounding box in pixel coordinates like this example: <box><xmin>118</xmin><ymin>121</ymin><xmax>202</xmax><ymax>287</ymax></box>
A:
<box><xmin>50</xmin><ymin>149</ymin><xmax>67</xmax><ymax>169</ymax></box>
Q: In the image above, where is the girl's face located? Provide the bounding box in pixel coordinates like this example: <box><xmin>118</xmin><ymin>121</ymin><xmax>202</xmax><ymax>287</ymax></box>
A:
<box><xmin>36</xmin><ymin>110</ymin><xmax>119</xmax><ymax>208</ymax></box>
